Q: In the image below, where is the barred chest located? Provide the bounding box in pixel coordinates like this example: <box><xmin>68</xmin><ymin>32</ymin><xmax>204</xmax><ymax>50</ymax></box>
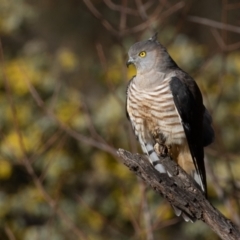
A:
<box><xmin>127</xmin><ymin>78</ymin><xmax>185</xmax><ymax>145</ymax></box>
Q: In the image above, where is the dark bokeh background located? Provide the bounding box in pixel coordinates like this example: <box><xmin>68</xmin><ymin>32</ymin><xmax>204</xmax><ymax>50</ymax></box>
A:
<box><xmin>1</xmin><ymin>1</ymin><xmax>240</xmax><ymax>239</ymax></box>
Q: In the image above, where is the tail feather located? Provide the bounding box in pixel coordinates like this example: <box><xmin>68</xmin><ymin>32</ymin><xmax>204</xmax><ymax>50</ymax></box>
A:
<box><xmin>172</xmin><ymin>205</ymin><xmax>182</xmax><ymax>217</ymax></box>
<box><xmin>193</xmin><ymin>170</ymin><xmax>205</xmax><ymax>193</ymax></box>
<box><xmin>142</xmin><ymin>139</ymin><xmax>166</xmax><ymax>173</ymax></box>
<box><xmin>182</xmin><ymin>213</ymin><xmax>195</xmax><ymax>223</ymax></box>
<box><xmin>172</xmin><ymin>206</ymin><xmax>195</xmax><ymax>222</ymax></box>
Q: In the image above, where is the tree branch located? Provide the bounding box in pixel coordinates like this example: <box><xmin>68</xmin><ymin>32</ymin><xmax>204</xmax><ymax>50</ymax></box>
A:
<box><xmin>117</xmin><ymin>149</ymin><xmax>240</xmax><ymax>240</ymax></box>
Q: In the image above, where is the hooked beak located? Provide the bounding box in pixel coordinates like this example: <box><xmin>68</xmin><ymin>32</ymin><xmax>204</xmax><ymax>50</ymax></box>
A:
<box><xmin>126</xmin><ymin>57</ymin><xmax>134</xmax><ymax>68</ymax></box>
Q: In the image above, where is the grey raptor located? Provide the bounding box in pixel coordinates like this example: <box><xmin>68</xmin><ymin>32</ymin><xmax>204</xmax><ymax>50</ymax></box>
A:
<box><xmin>126</xmin><ymin>33</ymin><xmax>214</xmax><ymax>221</ymax></box>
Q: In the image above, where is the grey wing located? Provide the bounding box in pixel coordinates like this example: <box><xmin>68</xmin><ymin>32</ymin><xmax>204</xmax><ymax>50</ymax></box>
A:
<box><xmin>203</xmin><ymin>107</ymin><xmax>214</xmax><ymax>147</ymax></box>
<box><xmin>169</xmin><ymin>76</ymin><xmax>206</xmax><ymax>193</ymax></box>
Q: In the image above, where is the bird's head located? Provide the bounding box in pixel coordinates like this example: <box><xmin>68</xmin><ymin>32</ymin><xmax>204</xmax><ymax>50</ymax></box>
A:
<box><xmin>127</xmin><ymin>33</ymin><xmax>176</xmax><ymax>74</ymax></box>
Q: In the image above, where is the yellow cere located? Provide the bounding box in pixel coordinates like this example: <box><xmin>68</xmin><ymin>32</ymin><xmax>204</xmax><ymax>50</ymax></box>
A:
<box><xmin>139</xmin><ymin>51</ymin><xmax>146</xmax><ymax>57</ymax></box>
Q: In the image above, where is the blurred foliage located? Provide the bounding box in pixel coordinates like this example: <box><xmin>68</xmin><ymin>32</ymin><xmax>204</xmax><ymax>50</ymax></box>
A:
<box><xmin>0</xmin><ymin>0</ymin><xmax>240</xmax><ymax>240</ymax></box>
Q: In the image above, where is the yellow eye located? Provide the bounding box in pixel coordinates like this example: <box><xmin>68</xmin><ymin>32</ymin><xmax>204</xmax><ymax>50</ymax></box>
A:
<box><xmin>139</xmin><ymin>51</ymin><xmax>146</xmax><ymax>57</ymax></box>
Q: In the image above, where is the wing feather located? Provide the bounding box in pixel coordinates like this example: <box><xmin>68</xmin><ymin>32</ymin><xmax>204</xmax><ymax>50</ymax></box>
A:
<box><xmin>169</xmin><ymin>76</ymin><xmax>207</xmax><ymax>194</ymax></box>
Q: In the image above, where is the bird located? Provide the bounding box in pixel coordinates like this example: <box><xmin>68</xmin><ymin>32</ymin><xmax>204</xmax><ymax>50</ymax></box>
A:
<box><xmin>126</xmin><ymin>33</ymin><xmax>214</xmax><ymax>221</ymax></box>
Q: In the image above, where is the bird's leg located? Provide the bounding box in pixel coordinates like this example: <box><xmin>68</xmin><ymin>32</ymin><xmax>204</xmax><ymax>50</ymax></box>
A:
<box><xmin>160</xmin><ymin>144</ymin><xmax>168</xmax><ymax>157</ymax></box>
<box><xmin>154</xmin><ymin>143</ymin><xmax>160</xmax><ymax>155</ymax></box>
<box><xmin>153</xmin><ymin>132</ymin><xmax>169</xmax><ymax>157</ymax></box>
<box><xmin>154</xmin><ymin>142</ymin><xmax>168</xmax><ymax>157</ymax></box>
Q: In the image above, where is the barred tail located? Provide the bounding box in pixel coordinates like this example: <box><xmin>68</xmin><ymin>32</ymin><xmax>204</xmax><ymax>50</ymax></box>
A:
<box><xmin>138</xmin><ymin>137</ymin><xmax>166</xmax><ymax>173</ymax></box>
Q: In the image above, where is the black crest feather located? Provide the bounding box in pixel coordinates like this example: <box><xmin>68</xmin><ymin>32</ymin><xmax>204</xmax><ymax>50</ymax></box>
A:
<box><xmin>149</xmin><ymin>32</ymin><xmax>158</xmax><ymax>42</ymax></box>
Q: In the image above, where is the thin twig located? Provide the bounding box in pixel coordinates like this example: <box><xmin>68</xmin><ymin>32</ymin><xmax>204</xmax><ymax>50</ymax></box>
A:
<box><xmin>122</xmin><ymin>1</ymin><xmax>185</xmax><ymax>35</ymax></box>
<box><xmin>29</xmin><ymin>128</ymin><xmax>65</xmax><ymax>164</ymax></box>
<box><xmin>211</xmin><ymin>28</ymin><xmax>225</xmax><ymax>50</ymax></box>
<box><xmin>95</xmin><ymin>42</ymin><xmax>107</xmax><ymax>71</ymax></box>
<box><xmin>104</xmin><ymin>0</ymin><xmax>139</xmax><ymax>15</ymax></box>
<box><xmin>140</xmin><ymin>182</ymin><xmax>154</xmax><ymax>240</ymax></box>
<box><xmin>135</xmin><ymin>0</ymin><xmax>148</xmax><ymax>20</ymax></box>
<box><xmin>83</xmin><ymin>0</ymin><xmax>119</xmax><ymax>36</ymax></box>
<box><xmin>4</xmin><ymin>225</ymin><xmax>16</xmax><ymax>240</ymax></box>
<box><xmin>119</xmin><ymin>0</ymin><xmax>127</xmax><ymax>31</ymax></box>
<box><xmin>188</xmin><ymin>16</ymin><xmax>240</xmax><ymax>34</ymax></box>
<box><xmin>211</xmin><ymin>29</ymin><xmax>240</xmax><ymax>51</ymax></box>
<box><xmin>81</xmin><ymin>99</ymin><xmax>109</xmax><ymax>144</ymax></box>
<box><xmin>121</xmin><ymin>188</ymin><xmax>143</xmax><ymax>238</ymax></box>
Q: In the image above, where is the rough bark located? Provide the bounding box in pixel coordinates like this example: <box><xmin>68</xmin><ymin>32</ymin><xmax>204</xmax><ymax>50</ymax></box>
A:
<box><xmin>117</xmin><ymin>149</ymin><xmax>240</xmax><ymax>240</ymax></box>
